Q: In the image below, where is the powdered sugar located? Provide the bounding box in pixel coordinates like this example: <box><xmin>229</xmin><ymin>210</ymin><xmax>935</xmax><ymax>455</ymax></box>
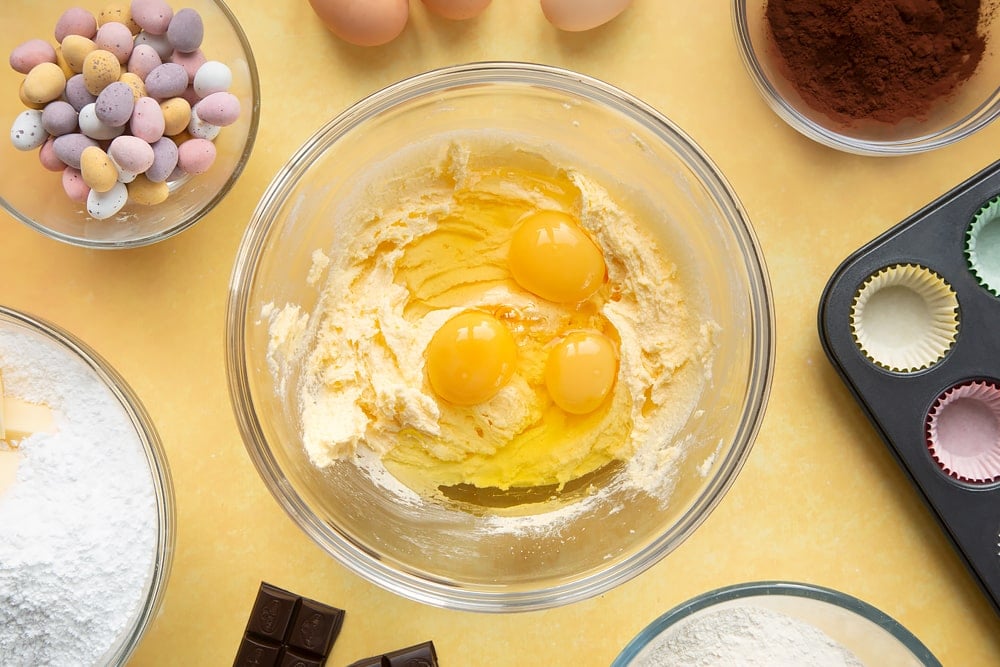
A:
<box><xmin>632</xmin><ymin>605</ymin><xmax>865</xmax><ymax>666</ymax></box>
<box><xmin>0</xmin><ymin>326</ymin><xmax>158</xmax><ymax>666</ymax></box>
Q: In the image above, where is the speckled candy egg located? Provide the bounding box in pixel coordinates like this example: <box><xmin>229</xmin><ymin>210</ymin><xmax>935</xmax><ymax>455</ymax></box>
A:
<box><xmin>166</xmin><ymin>8</ymin><xmax>204</xmax><ymax>53</ymax></box>
<box><xmin>127</xmin><ymin>174</ymin><xmax>169</xmax><ymax>205</ymax></box>
<box><xmin>80</xmin><ymin>145</ymin><xmax>119</xmax><ymax>192</ymax></box>
<box><xmin>65</xmin><ymin>74</ymin><xmax>97</xmax><ymax>111</ymax></box>
<box><xmin>159</xmin><ymin>96</ymin><xmax>191</xmax><ymax>136</ymax></box>
<box><xmin>98</xmin><ymin>3</ymin><xmax>141</xmax><ymax>34</ymax></box>
<box><xmin>94</xmin><ymin>21</ymin><xmax>134</xmax><ymax>63</ymax></box>
<box><xmin>39</xmin><ymin>137</ymin><xmax>64</xmax><ymax>171</ymax></box>
<box><xmin>41</xmin><ymin>101</ymin><xmax>79</xmax><ymax>136</ymax></box>
<box><xmin>82</xmin><ymin>49</ymin><xmax>121</xmax><ymax>95</ymax></box>
<box><xmin>61</xmin><ymin>35</ymin><xmax>97</xmax><ymax>73</ymax></box>
<box><xmin>146</xmin><ymin>136</ymin><xmax>178</xmax><ymax>182</ymax></box>
<box><xmin>193</xmin><ymin>91</ymin><xmax>240</xmax><ymax>126</ymax></box>
<box><xmin>118</xmin><ymin>72</ymin><xmax>147</xmax><ymax>100</ymax></box>
<box><xmin>176</xmin><ymin>137</ymin><xmax>216</xmax><ymax>174</ymax></box>
<box><xmin>10</xmin><ymin>110</ymin><xmax>47</xmax><ymax>151</ymax></box>
<box><xmin>131</xmin><ymin>0</ymin><xmax>174</xmax><ymax>35</ymax></box>
<box><xmin>109</xmin><ymin>135</ymin><xmax>155</xmax><ymax>174</ymax></box>
<box><xmin>170</xmin><ymin>49</ymin><xmax>206</xmax><ymax>81</ymax></box>
<box><xmin>62</xmin><ymin>167</ymin><xmax>90</xmax><ymax>202</ymax></box>
<box><xmin>9</xmin><ymin>39</ymin><xmax>57</xmax><ymax>75</ymax></box>
<box><xmin>78</xmin><ymin>102</ymin><xmax>125</xmax><ymax>140</ymax></box>
<box><xmin>53</xmin><ymin>133</ymin><xmax>99</xmax><ymax>169</ymax></box>
<box><xmin>133</xmin><ymin>30</ymin><xmax>173</xmax><ymax>60</ymax></box>
<box><xmin>145</xmin><ymin>62</ymin><xmax>188</xmax><ymax>99</ymax></box>
<box><xmin>87</xmin><ymin>180</ymin><xmax>128</xmax><ymax>219</ymax></box>
<box><xmin>186</xmin><ymin>107</ymin><xmax>219</xmax><ymax>140</ymax></box>
<box><xmin>127</xmin><ymin>43</ymin><xmax>162</xmax><ymax>79</ymax></box>
<box><xmin>94</xmin><ymin>81</ymin><xmax>135</xmax><ymax>126</ymax></box>
<box><xmin>130</xmin><ymin>96</ymin><xmax>165</xmax><ymax>142</ymax></box>
<box><xmin>55</xmin><ymin>7</ymin><xmax>99</xmax><ymax>41</ymax></box>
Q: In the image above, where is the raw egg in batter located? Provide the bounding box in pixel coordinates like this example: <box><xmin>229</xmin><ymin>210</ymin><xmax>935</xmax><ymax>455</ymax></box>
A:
<box><xmin>545</xmin><ymin>330</ymin><xmax>618</xmax><ymax>414</ymax></box>
<box><xmin>426</xmin><ymin>310</ymin><xmax>517</xmax><ymax>406</ymax></box>
<box><xmin>508</xmin><ymin>210</ymin><xmax>606</xmax><ymax>303</ymax></box>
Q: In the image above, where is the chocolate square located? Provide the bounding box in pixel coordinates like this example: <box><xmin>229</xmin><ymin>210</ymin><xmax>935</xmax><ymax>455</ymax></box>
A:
<box><xmin>246</xmin><ymin>583</ymin><xmax>299</xmax><ymax>642</ymax></box>
<box><xmin>384</xmin><ymin>641</ymin><xmax>438</xmax><ymax>667</ymax></box>
<box><xmin>288</xmin><ymin>597</ymin><xmax>345</xmax><ymax>657</ymax></box>
<box><xmin>234</xmin><ymin>635</ymin><xmax>283</xmax><ymax>667</ymax></box>
<box><xmin>279</xmin><ymin>648</ymin><xmax>326</xmax><ymax>667</ymax></box>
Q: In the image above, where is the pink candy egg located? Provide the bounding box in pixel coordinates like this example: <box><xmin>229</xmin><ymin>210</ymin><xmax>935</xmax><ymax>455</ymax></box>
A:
<box><xmin>194</xmin><ymin>92</ymin><xmax>240</xmax><ymax>126</ymax></box>
<box><xmin>55</xmin><ymin>7</ymin><xmax>98</xmax><ymax>42</ymax></box>
<box><xmin>109</xmin><ymin>135</ymin><xmax>155</xmax><ymax>173</ymax></box>
<box><xmin>39</xmin><ymin>137</ymin><xmax>64</xmax><ymax>171</ymax></box>
<box><xmin>131</xmin><ymin>0</ymin><xmax>174</xmax><ymax>35</ymax></box>
<box><xmin>130</xmin><ymin>96</ymin><xmax>165</xmax><ymax>143</ymax></box>
<box><xmin>127</xmin><ymin>44</ymin><xmax>162</xmax><ymax>79</ymax></box>
<box><xmin>176</xmin><ymin>137</ymin><xmax>215</xmax><ymax>174</ymax></box>
<box><xmin>9</xmin><ymin>39</ymin><xmax>57</xmax><ymax>75</ymax></box>
<box><xmin>62</xmin><ymin>167</ymin><xmax>90</xmax><ymax>202</ymax></box>
<box><xmin>94</xmin><ymin>21</ymin><xmax>134</xmax><ymax>63</ymax></box>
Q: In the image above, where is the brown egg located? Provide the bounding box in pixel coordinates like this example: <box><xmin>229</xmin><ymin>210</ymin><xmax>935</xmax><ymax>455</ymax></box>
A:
<box><xmin>540</xmin><ymin>0</ymin><xmax>633</xmax><ymax>32</ymax></box>
<box><xmin>308</xmin><ymin>0</ymin><xmax>409</xmax><ymax>46</ymax></box>
<box><xmin>421</xmin><ymin>0</ymin><xmax>491</xmax><ymax>20</ymax></box>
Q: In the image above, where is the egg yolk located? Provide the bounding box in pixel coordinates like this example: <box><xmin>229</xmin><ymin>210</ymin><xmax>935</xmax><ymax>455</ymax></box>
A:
<box><xmin>508</xmin><ymin>210</ymin><xmax>606</xmax><ymax>303</ymax></box>
<box><xmin>544</xmin><ymin>330</ymin><xmax>618</xmax><ymax>415</ymax></box>
<box><xmin>426</xmin><ymin>310</ymin><xmax>517</xmax><ymax>406</ymax></box>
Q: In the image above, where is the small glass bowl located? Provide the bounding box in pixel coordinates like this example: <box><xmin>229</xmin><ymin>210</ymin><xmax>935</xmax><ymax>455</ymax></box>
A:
<box><xmin>732</xmin><ymin>0</ymin><xmax>1000</xmax><ymax>155</ymax></box>
<box><xmin>0</xmin><ymin>0</ymin><xmax>260</xmax><ymax>248</ymax></box>
<box><xmin>613</xmin><ymin>581</ymin><xmax>940</xmax><ymax>666</ymax></box>
<box><xmin>0</xmin><ymin>305</ymin><xmax>175</xmax><ymax>664</ymax></box>
<box><xmin>227</xmin><ymin>62</ymin><xmax>774</xmax><ymax>612</ymax></box>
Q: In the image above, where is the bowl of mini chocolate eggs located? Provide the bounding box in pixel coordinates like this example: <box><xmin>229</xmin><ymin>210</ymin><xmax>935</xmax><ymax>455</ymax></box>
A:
<box><xmin>2</xmin><ymin>0</ymin><xmax>259</xmax><ymax>248</ymax></box>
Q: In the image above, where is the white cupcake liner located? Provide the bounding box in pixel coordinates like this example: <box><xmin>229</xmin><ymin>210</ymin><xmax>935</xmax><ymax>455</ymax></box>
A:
<box><xmin>966</xmin><ymin>195</ymin><xmax>1000</xmax><ymax>297</ymax></box>
<box><xmin>850</xmin><ymin>264</ymin><xmax>959</xmax><ymax>372</ymax></box>
<box><xmin>926</xmin><ymin>381</ymin><xmax>1000</xmax><ymax>484</ymax></box>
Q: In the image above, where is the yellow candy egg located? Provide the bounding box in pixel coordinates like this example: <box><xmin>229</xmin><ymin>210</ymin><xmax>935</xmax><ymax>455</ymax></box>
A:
<box><xmin>23</xmin><ymin>62</ymin><xmax>67</xmax><ymax>104</ymax></box>
<box><xmin>80</xmin><ymin>145</ymin><xmax>119</xmax><ymax>193</ymax></box>
<box><xmin>508</xmin><ymin>210</ymin><xmax>606</xmax><ymax>303</ymax></box>
<box><xmin>127</xmin><ymin>175</ymin><xmax>169</xmax><ymax>205</ymax></box>
<box><xmin>426</xmin><ymin>310</ymin><xmax>517</xmax><ymax>406</ymax></box>
<box><xmin>82</xmin><ymin>49</ymin><xmax>121</xmax><ymax>95</ymax></box>
<box><xmin>18</xmin><ymin>80</ymin><xmax>45</xmax><ymax>110</ymax></box>
<box><xmin>62</xmin><ymin>35</ymin><xmax>97</xmax><ymax>73</ymax></box>
<box><xmin>160</xmin><ymin>97</ymin><xmax>192</xmax><ymax>136</ymax></box>
<box><xmin>544</xmin><ymin>330</ymin><xmax>618</xmax><ymax>415</ymax></box>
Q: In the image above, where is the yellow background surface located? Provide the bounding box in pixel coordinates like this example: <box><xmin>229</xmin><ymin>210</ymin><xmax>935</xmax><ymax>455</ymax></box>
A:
<box><xmin>3</xmin><ymin>1</ymin><xmax>1000</xmax><ymax>665</ymax></box>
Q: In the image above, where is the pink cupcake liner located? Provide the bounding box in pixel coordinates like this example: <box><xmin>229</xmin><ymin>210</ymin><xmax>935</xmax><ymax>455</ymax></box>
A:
<box><xmin>925</xmin><ymin>380</ymin><xmax>1000</xmax><ymax>484</ymax></box>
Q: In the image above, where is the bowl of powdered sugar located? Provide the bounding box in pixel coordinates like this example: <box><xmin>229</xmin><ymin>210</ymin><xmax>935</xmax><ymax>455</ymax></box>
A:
<box><xmin>0</xmin><ymin>305</ymin><xmax>174</xmax><ymax>665</ymax></box>
<box><xmin>613</xmin><ymin>581</ymin><xmax>940</xmax><ymax>667</ymax></box>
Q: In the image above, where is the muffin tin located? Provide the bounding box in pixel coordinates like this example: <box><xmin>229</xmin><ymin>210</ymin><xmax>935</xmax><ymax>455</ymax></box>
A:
<box><xmin>819</xmin><ymin>160</ymin><xmax>1000</xmax><ymax>617</ymax></box>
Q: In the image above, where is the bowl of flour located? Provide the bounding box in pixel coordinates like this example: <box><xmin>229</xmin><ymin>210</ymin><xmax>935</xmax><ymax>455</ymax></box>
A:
<box><xmin>613</xmin><ymin>581</ymin><xmax>940</xmax><ymax>667</ymax></box>
<box><xmin>0</xmin><ymin>305</ymin><xmax>174</xmax><ymax>666</ymax></box>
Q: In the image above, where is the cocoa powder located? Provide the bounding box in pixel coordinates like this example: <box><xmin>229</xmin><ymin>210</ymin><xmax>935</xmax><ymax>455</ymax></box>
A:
<box><xmin>765</xmin><ymin>0</ymin><xmax>988</xmax><ymax>123</ymax></box>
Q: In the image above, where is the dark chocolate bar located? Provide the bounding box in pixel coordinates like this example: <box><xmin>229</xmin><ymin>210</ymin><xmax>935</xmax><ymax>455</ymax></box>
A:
<box><xmin>234</xmin><ymin>582</ymin><xmax>345</xmax><ymax>667</ymax></box>
<box><xmin>346</xmin><ymin>640</ymin><xmax>438</xmax><ymax>667</ymax></box>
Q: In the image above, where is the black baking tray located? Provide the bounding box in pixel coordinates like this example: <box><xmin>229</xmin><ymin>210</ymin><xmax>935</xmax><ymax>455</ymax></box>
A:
<box><xmin>818</xmin><ymin>159</ymin><xmax>1000</xmax><ymax>618</ymax></box>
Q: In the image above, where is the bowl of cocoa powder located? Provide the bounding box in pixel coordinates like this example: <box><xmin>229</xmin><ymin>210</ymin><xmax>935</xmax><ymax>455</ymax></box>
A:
<box><xmin>733</xmin><ymin>0</ymin><xmax>1000</xmax><ymax>155</ymax></box>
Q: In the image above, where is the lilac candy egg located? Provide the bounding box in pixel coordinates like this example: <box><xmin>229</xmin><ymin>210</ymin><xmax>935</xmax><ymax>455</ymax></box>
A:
<box><xmin>53</xmin><ymin>133</ymin><xmax>99</xmax><ymax>169</ymax></box>
<box><xmin>78</xmin><ymin>103</ymin><xmax>124</xmax><ymax>140</ymax></box>
<box><xmin>94</xmin><ymin>21</ymin><xmax>134</xmax><ymax>64</ymax></box>
<box><xmin>131</xmin><ymin>0</ymin><xmax>174</xmax><ymax>35</ymax></box>
<box><xmin>133</xmin><ymin>31</ymin><xmax>173</xmax><ymax>60</ymax></box>
<box><xmin>127</xmin><ymin>44</ymin><xmax>162</xmax><ymax>80</ymax></box>
<box><xmin>193</xmin><ymin>92</ymin><xmax>240</xmax><ymax>127</ymax></box>
<box><xmin>55</xmin><ymin>7</ymin><xmax>98</xmax><ymax>42</ymax></box>
<box><xmin>39</xmin><ymin>137</ymin><xmax>64</xmax><ymax>171</ymax></box>
<box><xmin>109</xmin><ymin>135</ymin><xmax>155</xmax><ymax>173</ymax></box>
<box><xmin>146</xmin><ymin>136</ymin><xmax>178</xmax><ymax>182</ymax></box>
<box><xmin>10</xmin><ymin>110</ymin><xmax>47</xmax><ymax>151</ymax></box>
<box><xmin>145</xmin><ymin>62</ymin><xmax>188</xmax><ymax>99</ymax></box>
<box><xmin>65</xmin><ymin>74</ymin><xmax>97</xmax><ymax>111</ymax></box>
<box><xmin>62</xmin><ymin>167</ymin><xmax>90</xmax><ymax>203</ymax></box>
<box><xmin>95</xmin><ymin>82</ymin><xmax>135</xmax><ymax>127</ymax></box>
<box><xmin>166</xmin><ymin>8</ymin><xmax>204</xmax><ymax>53</ymax></box>
<box><xmin>9</xmin><ymin>39</ymin><xmax>57</xmax><ymax>75</ymax></box>
<box><xmin>130</xmin><ymin>96</ymin><xmax>165</xmax><ymax>143</ymax></box>
<box><xmin>176</xmin><ymin>137</ymin><xmax>215</xmax><ymax>175</ymax></box>
<box><xmin>41</xmin><ymin>101</ymin><xmax>79</xmax><ymax>136</ymax></box>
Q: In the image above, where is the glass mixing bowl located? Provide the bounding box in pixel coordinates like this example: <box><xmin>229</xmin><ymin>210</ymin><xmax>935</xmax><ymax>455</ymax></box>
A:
<box><xmin>733</xmin><ymin>0</ymin><xmax>1000</xmax><ymax>155</ymax></box>
<box><xmin>0</xmin><ymin>0</ymin><xmax>259</xmax><ymax>248</ymax></box>
<box><xmin>0</xmin><ymin>305</ymin><xmax>174</xmax><ymax>664</ymax></box>
<box><xmin>613</xmin><ymin>581</ymin><xmax>940</xmax><ymax>666</ymax></box>
<box><xmin>226</xmin><ymin>62</ymin><xmax>774</xmax><ymax>612</ymax></box>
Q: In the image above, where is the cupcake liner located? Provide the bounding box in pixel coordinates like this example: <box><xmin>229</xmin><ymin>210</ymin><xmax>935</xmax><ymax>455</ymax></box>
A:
<box><xmin>965</xmin><ymin>195</ymin><xmax>1000</xmax><ymax>297</ymax></box>
<box><xmin>925</xmin><ymin>380</ymin><xmax>1000</xmax><ymax>484</ymax></box>
<box><xmin>850</xmin><ymin>264</ymin><xmax>959</xmax><ymax>372</ymax></box>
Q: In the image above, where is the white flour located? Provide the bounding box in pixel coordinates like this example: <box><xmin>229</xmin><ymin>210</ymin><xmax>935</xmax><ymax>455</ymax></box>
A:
<box><xmin>632</xmin><ymin>605</ymin><xmax>865</xmax><ymax>666</ymax></box>
<box><xmin>0</xmin><ymin>328</ymin><xmax>158</xmax><ymax>667</ymax></box>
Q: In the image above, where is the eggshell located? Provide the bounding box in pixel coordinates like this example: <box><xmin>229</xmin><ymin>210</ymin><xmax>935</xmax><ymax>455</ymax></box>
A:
<box><xmin>9</xmin><ymin>39</ymin><xmax>57</xmax><ymax>75</ymax></box>
<box><xmin>176</xmin><ymin>137</ymin><xmax>216</xmax><ymax>174</ymax></box>
<box><xmin>41</xmin><ymin>100</ymin><xmax>79</xmax><ymax>136</ymax></box>
<box><xmin>130</xmin><ymin>96</ymin><xmax>165</xmax><ymax>142</ymax></box>
<box><xmin>131</xmin><ymin>0</ymin><xmax>174</xmax><ymax>35</ymax></box>
<box><xmin>55</xmin><ymin>7</ymin><xmax>98</xmax><ymax>41</ymax></box>
<box><xmin>94</xmin><ymin>21</ymin><xmax>134</xmax><ymax>63</ymax></box>
<box><xmin>309</xmin><ymin>0</ymin><xmax>409</xmax><ymax>47</ymax></box>
<box><xmin>540</xmin><ymin>0</ymin><xmax>632</xmax><ymax>32</ymax></box>
<box><xmin>145</xmin><ymin>62</ymin><xmax>188</xmax><ymax>99</ymax></box>
<box><xmin>193</xmin><ymin>60</ymin><xmax>232</xmax><ymax>97</ymax></box>
<box><xmin>82</xmin><ymin>49</ymin><xmax>121</xmax><ymax>95</ymax></box>
<box><xmin>61</xmin><ymin>35</ymin><xmax>97</xmax><ymax>73</ymax></box>
<box><xmin>23</xmin><ymin>62</ymin><xmax>67</xmax><ymax>104</ymax></box>
<box><xmin>81</xmin><ymin>145</ymin><xmax>119</xmax><ymax>192</ymax></box>
<box><xmin>53</xmin><ymin>133</ymin><xmax>99</xmax><ymax>168</ymax></box>
<box><xmin>127</xmin><ymin>174</ymin><xmax>169</xmax><ymax>205</ymax></box>
<box><xmin>193</xmin><ymin>91</ymin><xmax>240</xmax><ymax>126</ymax></box>
<box><xmin>62</xmin><ymin>167</ymin><xmax>90</xmax><ymax>202</ymax></box>
<box><xmin>421</xmin><ymin>0</ymin><xmax>491</xmax><ymax>20</ymax></box>
<box><xmin>10</xmin><ymin>110</ymin><xmax>48</xmax><ymax>152</ymax></box>
<box><xmin>95</xmin><ymin>81</ymin><xmax>135</xmax><ymax>126</ymax></box>
<box><xmin>87</xmin><ymin>180</ymin><xmax>128</xmax><ymax>219</ymax></box>
<box><xmin>166</xmin><ymin>8</ymin><xmax>204</xmax><ymax>53</ymax></box>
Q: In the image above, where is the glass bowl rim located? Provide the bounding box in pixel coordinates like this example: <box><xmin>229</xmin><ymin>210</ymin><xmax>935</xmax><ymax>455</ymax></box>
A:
<box><xmin>730</xmin><ymin>0</ymin><xmax>1000</xmax><ymax>156</ymax></box>
<box><xmin>612</xmin><ymin>580</ymin><xmax>941</xmax><ymax>666</ymax></box>
<box><xmin>0</xmin><ymin>304</ymin><xmax>176</xmax><ymax>664</ymax></box>
<box><xmin>225</xmin><ymin>60</ymin><xmax>775</xmax><ymax>613</ymax></box>
<box><xmin>0</xmin><ymin>0</ymin><xmax>261</xmax><ymax>249</ymax></box>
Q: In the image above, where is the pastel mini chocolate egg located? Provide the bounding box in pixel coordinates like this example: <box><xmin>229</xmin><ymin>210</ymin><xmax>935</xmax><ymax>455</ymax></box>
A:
<box><xmin>166</xmin><ymin>8</ymin><xmax>204</xmax><ymax>53</ymax></box>
<box><xmin>187</xmin><ymin>107</ymin><xmax>220</xmax><ymax>140</ymax></box>
<box><xmin>86</xmin><ymin>180</ymin><xmax>128</xmax><ymax>219</ymax></box>
<box><xmin>176</xmin><ymin>136</ymin><xmax>216</xmax><ymax>174</ymax></box>
<box><xmin>133</xmin><ymin>30</ymin><xmax>173</xmax><ymax>60</ymax></box>
<box><xmin>127</xmin><ymin>174</ymin><xmax>169</xmax><ymax>205</ymax></box>
<box><xmin>41</xmin><ymin>100</ymin><xmax>79</xmax><ymax>136</ymax></box>
<box><xmin>540</xmin><ymin>0</ymin><xmax>632</xmax><ymax>31</ymax></box>
<box><xmin>23</xmin><ymin>62</ymin><xmax>67</xmax><ymax>104</ymax></box>
<box><xmin>62</xmin><ymin>167</ymin><xmax>90</xmax><ymax>202</ymax></box>
<box><xmin>421</xmin><ymin>0</ymin><xmax>491</xmax><ymax>20</ymax></box>
<box><xmin>53</xmin><ymin>132</ymin><xmax>99</xmax><ymax>169</ymax></box>
<box><xmin>78</xmin><ymin>102</ymin><xmax>125</xmax><ymax>140</ymax></box>
<box><xmin>131</xmin><ymin>0</ymin><xmax>174</xmax><ymax>35</ymax></box>
<box><xmin>9</xmin><ymin>39</ymin><xmax>57</xmax><ymax>75</ymax></box>
<box><xmin>39</xmin><ymin>137</ymin><xmax>64</xmax><ymax>171</ymax></box>
<box><xmin>146</xmin><ymin>136</ymin><xmax>177</xmax><ymax>182</ymax></box>
<box><xmin>144</xmin><ymin>62</ymin><xmax>188</xmax><ymax>99</ymax></box>
<box><xmin>130</xmin><ymin>96</ymin><xmax>165</xmax><ymax>142</ymax></box>
<box><xmin>95</xmin><ymin>81</ymin><xmax>135</xmax><ymax>126</ymax></box>
<box><xmin>193</xmin><ymin>91</ymin><xmax>240</xmax><ymax>126</ymax></box>
<box><xmin>309</xmin><ymin>0</ymin><xmax>409</xmax><ymax>47</ymax></box>
<box><xmin>94</xmin><ymin>21</ymin><xmax>134</xmax><ymax>63</ymax></box>
<box><xmin>98</xmin><ymin>3</ymin><xmax>140</xmax><ymax>34</ymax></box>
<box><xmin>54</xmin><ymin>45</ymin><xmax>75</xmax><ymax>79</ymax></box>
<box><xmin>18</xmin><ymin>81</ymin><xmax>45</xmax><ymax>110</ymax></box>
<box><xmin>80</xmin><ymin>145</ymin><xmax>119</xmax><ymax>192</ymax></box>
<box><xmin>65</xmin><ymin>74</ymin><xmax>97</xmax><ymax>111</ymax></box>
<box><xmin>82</xmin><ymin>49</ymin><xmax>121</xmax><ymax>95</ymax></box>
<box><xmin>159</xmin><ymin>96</ymin><xmax>191</xmax><ymax>136</ymax></box>
<box><xmin>118</xmin><ymin>72</ymin><xmax>147</xmax><ymax>100</ymax></box>
<box><xmin>109</xmin><ymin>134</ymin><xmax>155</xmax><ymax>173</ymax></box>
<box><xmin>9</xmin><ymin>110</ymin><xmax>47</xmax><ymax>152</ymax></box>
<box><xmin>192</xmin><ymin>60</ymin><xmax>232</xmax><ymax>97</ymax></box>
<box><xmin>127</xmin><ymin>43</ymin><xmax>162</xmax><ymax>79</ymax></box>
<box><xmin>169</xmin><ymin>49</ymin><xmax>206</xmax><ymax>80</ymax></box>
<box><xmin>55</xmin><ymin>7</ymin><xmax>98</xmax><ymax>41</ymax></box>
<box><xmin>61</xmin><ymin>34</ymin><xmax>97</xmax><ymax>73</ymax></box>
